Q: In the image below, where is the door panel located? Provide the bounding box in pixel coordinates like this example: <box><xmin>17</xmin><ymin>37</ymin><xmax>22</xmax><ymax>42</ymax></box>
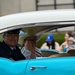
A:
<box><xmin>26</xmin><ymin>57</ymin><xmax>75</xmax><ymax>75</ymax></box>
<box><xmin>0</xmin><ymin>58</ymin><xmax>29</xmax><ymax>75</ymax></box>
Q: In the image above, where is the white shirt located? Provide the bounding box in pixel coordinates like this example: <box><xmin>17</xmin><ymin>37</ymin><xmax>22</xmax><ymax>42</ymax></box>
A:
<box><xmin>41</xmin><ymin>42</ymin><xmax>59</xmax><ymax>50</ymax></box>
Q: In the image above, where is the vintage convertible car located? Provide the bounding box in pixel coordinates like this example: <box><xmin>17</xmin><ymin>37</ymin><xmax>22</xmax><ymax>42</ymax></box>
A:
<box><xmin>0</xmin><ymin>9</ymin><xmax>75</xmax><ymax>75</ymax></box>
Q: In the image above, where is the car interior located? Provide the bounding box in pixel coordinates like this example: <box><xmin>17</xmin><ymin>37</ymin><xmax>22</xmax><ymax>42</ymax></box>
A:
<box><xmin>0</xmin><ymin>22</ymin><xmax>75</xmax><ymax>60</ymax></box>
<box><xmin>13</xmin><ymin>26</ymin><xmax>75</xmax><ymax>59</ymax></box>
<box><xmin>67</xmin><ymin>49</ymin><xmax>75</xmax><ymax>56</ymax></box>
<box><xmin>50</xmin><ymin>53</ymin><xmax>70</xmax><ymax>58</ymax></box>
<box><xmin>40</xmin><ymin>49</ymin><xmax>60</xmax><ymax>57</ymax></box>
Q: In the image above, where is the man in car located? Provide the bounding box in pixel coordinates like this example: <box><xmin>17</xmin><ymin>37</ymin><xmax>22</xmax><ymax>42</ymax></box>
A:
<box><xmin>0</xmin><ymin>29</ymin><xmax>26</xmax><ymax>61</ymax></box>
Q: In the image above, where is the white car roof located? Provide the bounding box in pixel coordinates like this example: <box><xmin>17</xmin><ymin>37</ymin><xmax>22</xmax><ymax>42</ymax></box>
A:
<box><xmin>0</xmin><ymin>9</ymin><xmax>75</xmax><ymax>33</ymax></box>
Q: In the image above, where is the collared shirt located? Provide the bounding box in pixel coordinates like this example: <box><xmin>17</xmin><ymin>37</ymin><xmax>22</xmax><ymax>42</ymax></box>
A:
<box><xmin>10</xmin><ymin>47</ymin><xmax>16</xmax><ymax>50</ymax></box>
<box><xmin>21</xmin><ymin>47</ymin><xmax>43</xmax><ymax>59</ymax></box>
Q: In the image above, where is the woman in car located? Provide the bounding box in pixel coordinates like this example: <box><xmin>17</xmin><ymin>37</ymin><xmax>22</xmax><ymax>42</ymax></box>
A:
<box><xmin>41</xmin><ymin>34</ymin><xmax>60</xmax><ymax>51</ymax></box>
<box><xmin>21</xmin><ymin>35</ymin><xmax>43</xmax><ymax>59</ymax></box>
<box><xmin>59</xmin><ymin>31</ymin><xmax>73</xmax><ymax>52</ymax></box>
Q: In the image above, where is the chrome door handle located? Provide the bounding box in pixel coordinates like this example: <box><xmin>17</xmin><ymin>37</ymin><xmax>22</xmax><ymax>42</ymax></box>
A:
<box><xmin>30</xmin><ymin>66</ymin><xmax>47</xmax><ymax>70</ymax></box>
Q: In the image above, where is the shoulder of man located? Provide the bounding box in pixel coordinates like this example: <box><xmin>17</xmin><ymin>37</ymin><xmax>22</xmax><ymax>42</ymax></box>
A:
<box><xmin>0</xmin><ymin>41</ymin><xmax>6</xmax><ymax>47</ymax></box>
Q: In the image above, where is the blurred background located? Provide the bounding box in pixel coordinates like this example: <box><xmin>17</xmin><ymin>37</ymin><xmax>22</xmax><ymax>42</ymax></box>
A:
<box><xmin>0</xmin><ymin>0</ymin><xmax>75</xmax><ymax>15</ymax></box>
<box><xmin>0</xmin><ymin>0</ymin><xmax>75</xmax><ymax>31</ymax></box>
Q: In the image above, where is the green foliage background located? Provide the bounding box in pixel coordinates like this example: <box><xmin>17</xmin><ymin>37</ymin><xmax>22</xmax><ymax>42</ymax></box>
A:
<box><xmin>37</xmin><ymin>33</ymin><xmax>65</xmax><ymax>48</ymax></box>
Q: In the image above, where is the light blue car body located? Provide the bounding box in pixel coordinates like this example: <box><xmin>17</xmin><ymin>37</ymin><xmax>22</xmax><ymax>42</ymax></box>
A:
<box><xmin>0</xmin><ymin>57</ymin><xmax>75</xmax><ymax>75</ymax></box>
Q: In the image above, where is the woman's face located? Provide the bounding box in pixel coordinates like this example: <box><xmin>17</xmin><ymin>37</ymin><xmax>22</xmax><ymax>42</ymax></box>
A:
<box><xmin>24</xmin><ymin>36</ymin><xmax>37</xmax><ymax>48</ymax></box>
<box><xmin>65</xmin><ymin>33</ymin><xmax>69</xmax><ymax>41</ymax></box>
<box><xmin>25</xmin><ymin>40</ymin><xmax>36</xmax><ymax>47</ymax></box>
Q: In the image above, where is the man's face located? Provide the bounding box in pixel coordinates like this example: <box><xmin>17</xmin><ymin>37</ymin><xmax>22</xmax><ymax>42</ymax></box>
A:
<box><xmin>4</xmin><ymin>34</ymin><xmax>19</xmax><ymax>47</ymax></box>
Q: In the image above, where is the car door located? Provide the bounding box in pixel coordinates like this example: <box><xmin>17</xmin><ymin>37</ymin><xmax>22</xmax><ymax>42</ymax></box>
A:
<box><xmin>0</xmin><ymin>58</ymin><xmax>29</xmax><ymax>75</ymax></box>
<box><xmin>26</xmin><ymin>57</ymin><xmax>75</xmax><ymax>75</ymax></box>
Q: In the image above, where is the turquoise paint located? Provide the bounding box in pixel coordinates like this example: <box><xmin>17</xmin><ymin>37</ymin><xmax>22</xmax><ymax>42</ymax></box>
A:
<box><xmin>0</xmin><ymin>57</ymin><xmax>75</xmax><ymax>75</ymax></box>
<box><xmin>0</xmin><ymin>58</ymin><xmax>29</xmax><ymax>75</ymax></box>
<box><xmin>26</xmin><ymin>57</ymin><xmax>75</xmax><ymax>75</ymax></box>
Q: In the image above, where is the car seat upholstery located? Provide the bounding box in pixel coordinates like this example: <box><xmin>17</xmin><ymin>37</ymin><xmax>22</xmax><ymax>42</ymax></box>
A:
<box><xmin>50</xmin><ymin>53</ymin><xmax>70</xmax><ymax>58</ymax></box>
<box><xmin>41</xmin><ymin>50</ymin><xmax>60</xmax><ymax>57</ymax></box>
<box><xmin>67</xmin><ymin>49</ymin><xmax>75</xmax><ymax>56</ymax></box>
